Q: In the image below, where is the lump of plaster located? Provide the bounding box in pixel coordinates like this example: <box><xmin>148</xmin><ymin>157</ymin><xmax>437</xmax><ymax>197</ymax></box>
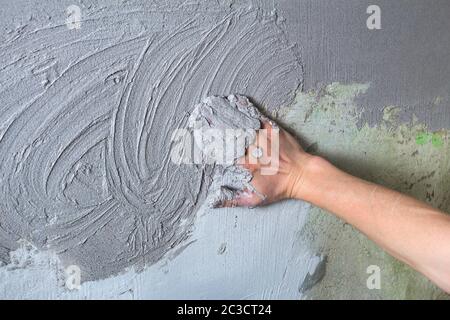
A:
<box><xmin>188</xmin><ymin>95</ymin><xmax>266</xmax><ymax>207</ymax></box>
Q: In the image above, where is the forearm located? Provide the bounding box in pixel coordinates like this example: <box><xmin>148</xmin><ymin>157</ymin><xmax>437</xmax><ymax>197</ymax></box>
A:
<box><xmin>296</xmin><ymin>157</ymin><xmax>450</xmax><ymax>293</ymax></box>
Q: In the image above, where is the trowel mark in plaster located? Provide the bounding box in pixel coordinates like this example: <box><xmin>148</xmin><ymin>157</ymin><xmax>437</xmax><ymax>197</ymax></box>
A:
<box><xmin>0</xmin><ymin>8</ymin><xmax>302</xmax><ymax>280</ymax></box>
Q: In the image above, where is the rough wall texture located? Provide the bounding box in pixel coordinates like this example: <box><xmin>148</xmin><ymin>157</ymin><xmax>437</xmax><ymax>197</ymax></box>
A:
<box><xmin>0</xmin><ymin>0</ymin><xmax>449</xmax><ymax>299</ymax></box>
<box><xmin>0</xmin><ymin>0</ymin><xmax>302</xmax><ymax>281</ymax></box>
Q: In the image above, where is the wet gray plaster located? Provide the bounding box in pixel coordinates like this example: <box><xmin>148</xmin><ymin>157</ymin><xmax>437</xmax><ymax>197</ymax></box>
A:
<box><xmin>277</xmin><ymin>0</ymin><xmax>450</xmax><ymax>130</ymax></box>
<box><xmin>0</xmin><ymin>0</ymin><xmax>302</xmax><ymax>281</ymax></box>
<box><xmin>187</xmin><ymin>95</ymin><xmax>265</xmax><ymax>208</ymax></box>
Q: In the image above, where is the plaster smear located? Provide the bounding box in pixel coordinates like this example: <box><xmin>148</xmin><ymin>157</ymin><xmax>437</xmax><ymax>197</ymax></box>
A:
<box><xmin>187</xmin><ymin>94</ymin><xmax>268</xmax><ymax>207</ymax></box>
<box><xmin>0</xmin><ymin>2</ymin><xmax>302</xmax><ymax>280</ymax></box>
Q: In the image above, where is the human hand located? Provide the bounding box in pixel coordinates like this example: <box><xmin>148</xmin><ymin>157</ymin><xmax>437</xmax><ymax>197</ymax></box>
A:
<box><xmin>218</xmin><ymin>121</ymin><xmax>315</xmax><ymax>208</ymax></box>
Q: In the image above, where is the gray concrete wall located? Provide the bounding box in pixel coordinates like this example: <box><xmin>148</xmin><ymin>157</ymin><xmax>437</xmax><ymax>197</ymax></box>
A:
<box><xmin>279</xmin><ymin>0</ymin><xmax>450</xmax><ymax>129</ymax></box>
<box><xmin>0</xmin><ymin>0</ymin><xmax>449</xmax><ymax>299</ymax></box>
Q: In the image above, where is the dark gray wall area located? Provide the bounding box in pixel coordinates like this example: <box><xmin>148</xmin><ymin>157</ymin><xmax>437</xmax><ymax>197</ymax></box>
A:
<box><xmin>278</xmin><ymin>0</ymin><xmax>450</xmax><ymax>129</ymax></box>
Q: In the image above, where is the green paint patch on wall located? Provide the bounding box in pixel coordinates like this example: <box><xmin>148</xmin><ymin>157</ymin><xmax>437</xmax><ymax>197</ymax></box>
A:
<box><xmin>278</xmin><ymin>83</ymin><xmax>450</xmax><ymax>299</ymax></box>
<box><xmin>416</xmin><ymin>131</ymin><xmax>445</xmax><ymax>148</ymax></box>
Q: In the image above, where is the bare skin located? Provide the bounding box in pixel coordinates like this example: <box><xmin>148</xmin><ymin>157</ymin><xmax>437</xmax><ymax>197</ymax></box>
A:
<box><xmin>219</xmin><ymin>121</ymin><xmax>450</xmax><ymax>294</ymax></box>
